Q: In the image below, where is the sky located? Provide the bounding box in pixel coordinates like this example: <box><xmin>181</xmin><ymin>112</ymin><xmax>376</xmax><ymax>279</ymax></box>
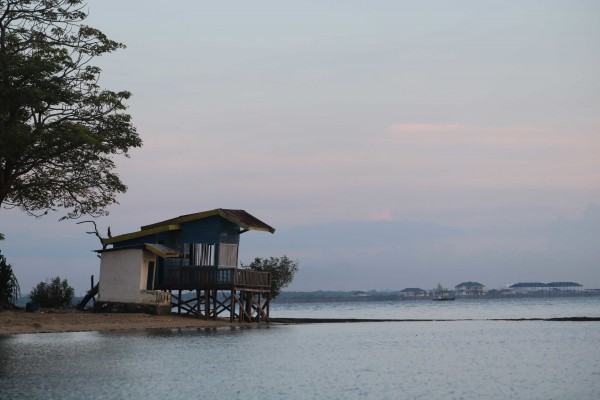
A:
<box><xmin>1</xmin><ymin>0</ymin><xmax>599</xmax><ymax>295</ymax></box>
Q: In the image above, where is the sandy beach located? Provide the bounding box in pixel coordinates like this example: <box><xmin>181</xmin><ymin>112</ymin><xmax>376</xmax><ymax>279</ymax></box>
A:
<box><xmin>0</xmin><ymin>309</ymin><xmax>240</xmax><ymax>335</ymax></box>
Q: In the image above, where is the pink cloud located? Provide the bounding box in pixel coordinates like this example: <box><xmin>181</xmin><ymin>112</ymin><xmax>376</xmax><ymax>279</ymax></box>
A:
<box><xmin>368</xmin><ymin>208</ymin><xmax>394</xmax><ymax>222</ymax></box>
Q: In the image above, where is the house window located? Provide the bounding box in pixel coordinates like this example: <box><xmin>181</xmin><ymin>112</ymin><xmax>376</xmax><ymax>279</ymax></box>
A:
<box><xmin>184</xmin><ymin>243</ymin><xmax>215</xmax><ymax>266</ymax></box>
<box><xmin>219</xmin><ymin>243</ymin><xmax>239</xmax><ymax>267</ymax></box>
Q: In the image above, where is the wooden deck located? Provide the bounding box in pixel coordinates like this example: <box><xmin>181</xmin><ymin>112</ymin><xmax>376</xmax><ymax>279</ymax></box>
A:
<box><xmin>158</xmin><ymin>266</ymin><xmax>271</xmax><ymax>291</ymax></box>
<box><xmin>157</xmin><ymin>267</ymin><xmax>271</xmax><ymax>322</ymax></box>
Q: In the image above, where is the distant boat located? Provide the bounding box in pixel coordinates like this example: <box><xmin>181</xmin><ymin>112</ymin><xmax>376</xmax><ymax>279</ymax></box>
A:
<box><xmin>431</xmin><ymin>284</ymin><xmax>456</xmax><ymax>301</ymax></box>
<box><xmin>432</xmin><ymin>293</ymin><xmax>456</xmax><ymax>301</ymax></box>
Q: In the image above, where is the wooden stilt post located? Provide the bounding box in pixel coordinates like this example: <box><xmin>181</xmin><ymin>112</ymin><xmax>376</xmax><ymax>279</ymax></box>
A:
<box><xmin>212</xmin><ymin>289</ymin><xmax>217</xmax><ymax>320</ymax></box>
<box><xmin>245</xmin><ymin>291</ymin><xmax>252</xmax><ymax>322</ymax></box>
<box><xmin>196</xmin><ymin>289</ymin><xmax>202</xmax><ymax>318</ymax></box>
<box><xmin>204</xmin><ymin>289</ymin><xmax>210</xmax><ymax>320</ymax></box>
<box><xmin>266</xmin><ymin>292</ymin><xmax>270</xmax><ymax>321</ymax></box>
<box><xmin>238</xmin><ymin>291</ymin><xmax>243</xmax><ymax>322</ymax></box>
<box><xmin>178</xmin><ymin>289</ymin><xmax>182</xmax><ymax>315</ymax></box>
<box><xmin>257</xmin><ymin>292</ymin><xmax>261</xmax><ymax>322</ymax></box>
<box><xmin>230</xmin><ymin>289</ymin><xmax>235</xmax><ymax>323</ymax></box>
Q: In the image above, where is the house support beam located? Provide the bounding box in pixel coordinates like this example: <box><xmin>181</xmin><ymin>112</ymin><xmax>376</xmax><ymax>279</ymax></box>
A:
<box><xmin>168</xmin><ymin>287</ymin><xmax>270</xmax><ymax>323</ymax></box>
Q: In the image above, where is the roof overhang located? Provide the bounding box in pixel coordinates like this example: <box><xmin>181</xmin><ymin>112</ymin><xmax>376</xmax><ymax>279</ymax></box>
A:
<box><xmin>144</xmin><ymin>243</ymin><xmax>180</xmax><ymax>258</ymax></box>
<box><xmin>140</xmin><ymin>209</ymin><xmax>275</xmax><ymax>233</ymax></box>
<box><xmin>102</xmin><ymin>224</ymin><xmax>181</xmax><ymax>246</ymax></box>
<box><xmin>96</xmin><ymin>243</ymin><xmax>180</xmax><ymax>258</ymax></box>
<box><xmin>102</xmin><ymin>209</ymin><xmax>274</xmax><ymax>247</ymax></box>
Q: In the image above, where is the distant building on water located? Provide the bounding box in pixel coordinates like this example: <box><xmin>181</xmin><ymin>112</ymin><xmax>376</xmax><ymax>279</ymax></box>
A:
<box><xmin>455</xmin><ymin>281</ymin><xmax>485</xmax><ymax>296</ymax></box>
<box><xmin>399</xmin><ymin>288</ymin><xmax>428</xmax><ymax>298</ymax></box>
<box><xmin>510</xmin><ymin>282</ymin><xmax>583</xmax><ymax>294</ymax></box>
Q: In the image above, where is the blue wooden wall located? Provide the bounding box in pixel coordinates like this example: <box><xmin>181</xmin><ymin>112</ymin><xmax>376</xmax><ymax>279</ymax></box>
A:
<box><xmin>113</xmin><ymin>216</ymin><xmax>240</xmax><ymax>252</ymax></box>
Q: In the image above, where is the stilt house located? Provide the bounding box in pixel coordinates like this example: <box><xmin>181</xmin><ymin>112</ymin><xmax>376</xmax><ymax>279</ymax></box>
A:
<box><xmin>96</xmin><ymin>209</ymin><xmax>275</xmax><ymax>321</ymax></box>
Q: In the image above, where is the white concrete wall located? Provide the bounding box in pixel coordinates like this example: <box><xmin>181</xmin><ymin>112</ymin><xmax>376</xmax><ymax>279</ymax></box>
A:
<box><xmin>98</xmin><ymin>249</ymin><xmax>168</xmax><ymax>305</ymax></box>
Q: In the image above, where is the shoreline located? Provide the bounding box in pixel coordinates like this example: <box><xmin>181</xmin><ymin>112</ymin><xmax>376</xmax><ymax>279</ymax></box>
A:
<box><xmin>1</xmin><ymin>310</ymin><xmax>599</xmax><ymax>335</ymax></box>
<box><xmin>0</xmin><ymin>309</ymin><xmax>241</xmax><ymax>335</ymax></box>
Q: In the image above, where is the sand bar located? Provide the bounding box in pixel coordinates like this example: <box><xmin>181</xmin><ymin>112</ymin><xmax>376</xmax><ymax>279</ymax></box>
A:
<box><xmin>4</xmin><ymin>310</ymin><xmax>597</xmax><ymax>335</ymax></box>
<box><xmin>0</xmin><ymin>309</ymin><xmax>239</xmax><ymax>335</ymax></box>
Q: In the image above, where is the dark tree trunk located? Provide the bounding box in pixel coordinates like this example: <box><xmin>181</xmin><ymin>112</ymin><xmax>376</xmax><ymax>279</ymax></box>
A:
<box><xmin>76</xmin><ymin>283</ymin><xmax>99</xmax><ymax>310</ymax></box>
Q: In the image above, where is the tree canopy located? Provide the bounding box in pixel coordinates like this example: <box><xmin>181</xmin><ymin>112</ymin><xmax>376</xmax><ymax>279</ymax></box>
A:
<box><xmin>242</xmin><ymin>255</ymin><xmax>299</xmax><ymax>299</ymax></box>
<box><xmin>29</xmin><ymin>276</ymin><xmax>73</xmax><ymax>308</ymax></box>
<box><xmin>0</xmin><ymin>0</ymin><xmax>141</xmax><ymax>222</ymax></box>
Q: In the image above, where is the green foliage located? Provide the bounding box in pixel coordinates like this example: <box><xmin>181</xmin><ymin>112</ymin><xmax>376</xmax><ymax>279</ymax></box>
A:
<box><xmin>0</xmin><ymin>0</ymin><xmax>141</xmax><ymax>220</ymax></box>
<box><xmin>242</xmin><ymin>256</ymin><xmax>299</xmax><ymax>299</ymax></box>
<box><xmin>0</xmin><ymin>251</ymin><xmax>20</xmax><ymax>310</ymax></box>
<box><xmin>29</xmin><ymin>276</ymin><xmax>74</xmax><ymax>308</ymax></box>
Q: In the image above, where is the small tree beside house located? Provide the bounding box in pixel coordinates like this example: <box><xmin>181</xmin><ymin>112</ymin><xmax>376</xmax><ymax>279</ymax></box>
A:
<box><xmin>242</xmin><ymin>256</ymin><xmax>299</xmax><ymax>299</ymax></box>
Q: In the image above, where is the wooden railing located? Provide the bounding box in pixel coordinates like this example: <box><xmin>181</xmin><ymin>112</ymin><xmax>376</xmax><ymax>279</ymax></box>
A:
<box><xmin>161</xmin><ymin>266</ymin><xmax>271</xmax><ymax>291</ymax></box>
<box><xmin>235</xmin><ymin>268</ymin><xmax>271</xmax><ymax>289</ymax></box>
<box><xmin>139</xmin><ymin>289</ymin><xmax>171</xmax><ymax>304</ymax></box>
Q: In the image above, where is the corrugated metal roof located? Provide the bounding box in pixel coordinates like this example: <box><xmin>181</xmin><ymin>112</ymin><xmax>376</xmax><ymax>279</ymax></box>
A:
<box><xmin>140</xmin><ymin>209</ymin><xmax>275</xmax><ymax>233</ymax></box>
<box><xmin>218</xmin><ymin>209</ymin><xmax>275</xmax><ymax>233</ymax></box>
<box><xmin>103</xmin><ymin>208</ymin><xmax>274</xmax><ymax>246</ymax></box>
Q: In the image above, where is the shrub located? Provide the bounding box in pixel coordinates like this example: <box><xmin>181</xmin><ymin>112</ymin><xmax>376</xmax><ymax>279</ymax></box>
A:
<box><xmin>29</xmin><ymin>277</ymin><xmax>75</xmax><ymax>309</ymax></box>
<box><xmin>0</xmin><ymin>251</ymin><xmax>20</xmax><ymax>310</ymax></box>
<box><xmin>242</xmin><ymin>256</ymin><xmax>299</xmax><ymax>299</ymax></box>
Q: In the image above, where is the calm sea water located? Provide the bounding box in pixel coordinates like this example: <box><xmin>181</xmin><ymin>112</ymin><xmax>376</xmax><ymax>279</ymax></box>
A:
<box><xmin>271</xmin><ymin>295</ymin><xmax>600</xmax><ymax>320</ymax></box>
<box><xmin>1</xmin><ymin>297</ymin><xmax>599</xmax><ymax>399</ymax></box>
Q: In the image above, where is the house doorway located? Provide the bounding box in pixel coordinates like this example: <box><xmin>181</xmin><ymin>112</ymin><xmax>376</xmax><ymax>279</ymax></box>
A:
<box><xmin>147</xmin><ymin>261</ymin><xmax>155</xmax><ymax>290</ymax></box>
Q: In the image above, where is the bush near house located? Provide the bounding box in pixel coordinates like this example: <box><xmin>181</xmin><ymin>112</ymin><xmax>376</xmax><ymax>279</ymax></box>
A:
<box><xmin>242</xmin><ymin>256</ymin><xmax>299</xmax><ymax>299</ymax></box>
<box><xmin>29</xmin><ymin>277</ymin><xmax>75</xmax><ymax>309</ymax></box>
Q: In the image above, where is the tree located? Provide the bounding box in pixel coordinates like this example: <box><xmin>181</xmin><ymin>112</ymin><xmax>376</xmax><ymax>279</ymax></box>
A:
<box><xmin>74</xmin><ymin>219</ymin><xmax>106</xmax><ymax>309</ymax></box>
<box><xmin>0</xmin><ymin>0</ymin><xmax>141</xmax><ymax>227</ymax></box>
<box><xmin>29</xmin><ymin>276</ymin><xmax>74</xmax><ymax>308</ymax></box>
<box><xmin>242</xmin><ymin>256</ymin><xmax>299</xmax><ymax>299</ymax></box>
<box><xmin>0</xmin><ymin>250</ymin><xmax>20</xmax><ymax>310</ymax></box>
